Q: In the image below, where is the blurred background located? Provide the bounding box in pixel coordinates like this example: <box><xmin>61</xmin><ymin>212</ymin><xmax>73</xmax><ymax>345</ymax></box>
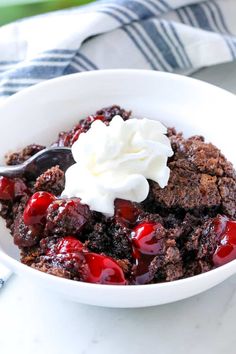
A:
<box><xmin>0</xmin><ymin>0</ymin><xmax>94</xmax><ymax>26</ymax></box>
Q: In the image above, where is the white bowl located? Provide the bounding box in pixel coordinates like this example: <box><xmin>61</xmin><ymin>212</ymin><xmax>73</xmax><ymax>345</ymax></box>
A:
<box><xmin>0</xmin><ymin>69</ymin><xmax>236</xmax><ymax>308</ymax></box>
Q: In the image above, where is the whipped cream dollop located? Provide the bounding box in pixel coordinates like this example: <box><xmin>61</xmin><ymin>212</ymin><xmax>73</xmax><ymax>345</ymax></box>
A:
<box><xmin>63</xmin><ymin>116</ymin><xmax>173</xmax><ymax>215</ymax></box>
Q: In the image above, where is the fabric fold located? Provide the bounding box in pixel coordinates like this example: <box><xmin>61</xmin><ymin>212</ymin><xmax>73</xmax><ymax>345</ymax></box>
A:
<box><xmin>0</xmin><ymin>0</ymin><xmax>235</xmax><ymax>99</ymax></box>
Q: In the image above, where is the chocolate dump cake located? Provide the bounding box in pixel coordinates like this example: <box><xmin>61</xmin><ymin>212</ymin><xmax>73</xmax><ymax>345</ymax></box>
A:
<box><xmin>0</xmin><ymin>105</ymin><xmax>236</xmax><ymax>285</ymax></box>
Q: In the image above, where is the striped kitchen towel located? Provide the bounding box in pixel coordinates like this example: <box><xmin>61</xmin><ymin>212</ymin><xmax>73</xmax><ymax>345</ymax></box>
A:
<box><xmin>0</xmin><ymin>0</ymin><xmax>235</xmax><ymax>100</ymax></box>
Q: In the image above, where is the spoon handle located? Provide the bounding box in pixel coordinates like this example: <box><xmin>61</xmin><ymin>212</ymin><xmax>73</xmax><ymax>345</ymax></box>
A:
<box><xmin>0</xmin><ymin>147</ymin><xmax>74</xmax><ymax>180</ymax></box>
<box><xmin>0</xmin><ymin>164</ymin><xmax>26</xmax><ymax>178</ymax></box>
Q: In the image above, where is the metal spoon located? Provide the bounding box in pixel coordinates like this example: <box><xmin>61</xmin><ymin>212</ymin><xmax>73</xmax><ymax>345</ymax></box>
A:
<box><xmin>0</xmin><ymin>147</ymin><xmax>75</xmax><ymax>180</ymax></box>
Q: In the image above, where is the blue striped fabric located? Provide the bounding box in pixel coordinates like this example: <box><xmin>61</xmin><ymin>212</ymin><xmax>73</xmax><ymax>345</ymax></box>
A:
<box><xmin>0</xmin><ymin>0</ymin><xmax>235</xmax><ymax>98</ymax></box>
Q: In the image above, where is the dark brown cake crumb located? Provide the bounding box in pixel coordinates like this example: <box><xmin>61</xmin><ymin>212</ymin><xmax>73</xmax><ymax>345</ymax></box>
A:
<box><xmin>31</xmin><ymin>259</ymin><xmax>76</xmax><ymax>280</ymax></box>
<box><xmin>0</xmin><ymin>201</ymin><xmax>13</xmax><ymax>228</ymax></box>
<box><xmin>20</xmin><ymin>246</ymin><xmax>41</xmax><ymax>265</ymax></box>
<box><xmin>13</xmin><ymin>213</ymin><xmax>41</xmax><ymax>247</ymax></box>
<box><xmin>149</xmin><ymin>169</ymin><xmax>221</xmax><ymax>211</ymax></box>
<box><xmin>147</xmin><ymin>131</ymin><xmax>236</xmax><ymax>218</ymax></box>
<box><xmin>45</xmin><ymin>198</ymin><xmax>92</xmax><ymax>236</ymax></box>
<box><xmin>95</xmin><ymin>105</ymin><xmax>131</xmax><ymax>121</ymax></box>
<box><xmin>34</xmin><ymin>165</ymin><xmax>65</xmax><ymax>196</ymax></box>
<box><xmin>86</xmin><ymin>223</ymin><xmax>112</xmax><ymax>255</ymax></box>
<box><xmin>218</xmin><ymin>177</ymin><xmax>236</xmax><ymax>217</ymax></box>
<box><xmin>54</xmin><ymin>105</ymin><xmax>131</xmax><ymax>147</ymax></box>
<box><xmin>5</xmin><ymin>144</ymin><xmax>45</xmax><ymax>166</ymax></box>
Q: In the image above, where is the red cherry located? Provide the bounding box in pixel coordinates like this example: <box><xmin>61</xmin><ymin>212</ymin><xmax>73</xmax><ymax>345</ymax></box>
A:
<box><xmin>93</xmin><ymin>115</ymin><xmax>106</xmax><ymax>122</ymax></box>
<box><xmin>23</xmin><ymin>191</ymin><xmax>56</xmax><ymax>226</ymax></box>
<box><xmin>55</xmin><ymin>236</ymin><xmax>83</xmax><ymax>254</ymax></box>
<box><xmin>131</xmin><ymin>222</ymin><xmax>164</xmax><ymax>256</ymax></box>
<box><xmin>225</xmin><ymin>221</ymin><xmax>236</xmax><ymax>246</ymax></box>
<box><xmin>213</xmin><ymin>215</ymin><xmax>228</xmax><ymax>239</ymax></box>
<box><xmin>82</xmin><ymin>253</ymin><xmax>126</xmax><ymax>285</ymax></box>
<box><xmin>0</xmin><ymin>176</ymin><xmax>15</xmax><ymax>200</ymax></box>
<box><xmin>130</xmin><ymin>222</ymin><xmax>165</xmax><ymax>285</ymax></box>
<box><xmin>88</xmin><ymin>115</ymin><xmax>106</xmax><ymax>123</ymax></box>
<box><xmin>114</xmin><ymin>199</ymin><xmax>140</xmax><ymax>227</ymax></box>
<box><xmin>213</xmin><ymin>244</ymin><xmax>235</xmax><ymax>266</ymax></box>
<box><xmin>71</xmin><ymin>128</ymin><xmax>84</xmax><ymax>144</ymax></box>
<box><xmin>213</xmin><ymin>218</ymin><xmax>236</xmax><ymax>266</ymax></box>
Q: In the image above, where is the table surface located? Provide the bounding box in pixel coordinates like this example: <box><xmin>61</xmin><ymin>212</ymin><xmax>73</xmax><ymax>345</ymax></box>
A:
<box><xmin>1</xmin><ymin>61</ymin><xmax>236</xmax><ymax>354</ymax></box>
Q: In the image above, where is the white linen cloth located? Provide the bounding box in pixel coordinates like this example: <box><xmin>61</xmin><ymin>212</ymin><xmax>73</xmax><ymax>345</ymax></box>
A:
<box><xmin>0</xmin><ymin>0</ymin><xmax>235</xmax><ymax>100</ymax></box>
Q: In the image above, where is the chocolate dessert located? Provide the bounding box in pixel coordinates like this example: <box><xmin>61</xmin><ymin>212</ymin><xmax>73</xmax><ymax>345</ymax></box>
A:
<box><xmin>0</xmin><ymin>105</ymin><xmax>236</xmax><ymax>285</ymax></box>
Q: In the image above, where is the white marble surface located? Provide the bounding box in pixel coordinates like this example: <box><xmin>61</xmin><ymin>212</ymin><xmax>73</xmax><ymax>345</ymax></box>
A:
<box><xmin>1</xmin><ymin>61</ymin><xmax>236</xmax><ymax>354</ymax></box>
